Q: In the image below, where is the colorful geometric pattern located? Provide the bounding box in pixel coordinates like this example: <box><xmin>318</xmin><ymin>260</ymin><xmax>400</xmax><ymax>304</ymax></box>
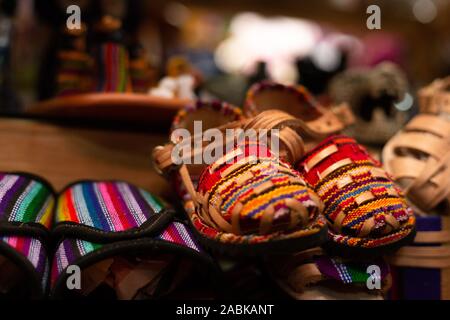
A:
<box><xmin>297</xmin><ymin>135</ymin><xmax>415</xmax><ymax>249</ymax></box>
<box><xmin>55</xmin><ymin>181</ymin><xmax>164</xmax><ymax>232</ymax></box>
<box><xmin>157</xmin><ymin>221</ymin><xmax>201</xmax><ymax>252</ymax></box>
<box><xmin>197</xmin><ymin>141</ymin><xmax>322</xmax><ymax>235</ymax></box>
<box><xmin>97</xmin><ymin>43</ymin><xmax>131</xmax><ymax>92</ymax></box>
<box><xmin>0</xmin><ymin>173</ymin><xmax>54</xmax><ymax>229</ymax></box>
<box><xmin>185</xmin><ymin>198</ymin><xmax>327</xmax><ymax>244</ymax></box>
<box><xmin>0</xmin><ymin>235</ymin><xmax>49</xmax><ymax>291</ymax></box>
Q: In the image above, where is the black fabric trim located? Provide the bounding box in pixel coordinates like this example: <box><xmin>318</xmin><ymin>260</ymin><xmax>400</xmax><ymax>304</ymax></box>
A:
<box><xmin>0</xmin><ymin>221</ymin><xmax>51</xmax><ymax>242</ymax></box>
<box><xmin>51</xmin><ymin>209</ymin><xmax>175</xmax><ymax>243</ymax></box>
<box><xmin>0</xmin><ymin>241</ymin><xmax>45</xmax><ymax>299</ymax></box>
<box><xmin>50</xmin><ymin>236</ymin><xmax>220</xmax><ymax>298</ymax></box>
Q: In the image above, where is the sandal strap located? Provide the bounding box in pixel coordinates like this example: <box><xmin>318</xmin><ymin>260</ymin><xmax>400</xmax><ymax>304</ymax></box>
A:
<box><xmin>244</xmin><ymin>81</ymin><xmax>353</xmax><ymax>135</ymax></box>
<box><xmin>383</xmin><ymin>115</ymin><xmax>450</xmax><ymax>210</ymax></box>
<box><xmin>418</xmin><ymin>77</ymin><xmax>450</xmax><ymax>115</ymax></box>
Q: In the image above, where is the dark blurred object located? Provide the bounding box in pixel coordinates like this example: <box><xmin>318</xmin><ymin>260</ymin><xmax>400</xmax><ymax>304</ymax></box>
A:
<box><xmin>247</xmin><ymin>61</ymin><xmax>269</xmax><ymax>90</ymax></box>
<box><xmin>329</xmin><ymin>62</ymin><xmax>410</xmax><ymax>144</ymax></box>
<box><xmin>34</xmin><ymin>0</ymin><xmax>144</xmax><ymax>34</ymax></box>
<box><xmin>216</xmin><ymin>258</ymin><xmax>291</xmax><ymax>299</ymax></box>
<box><xmin>0</xmin><ymin>0</ymin><xmax>20</xmax><ymax>113</ymax></box>
<box><xmin>129</xmin><ymin>42</ymin><xmax>156</xmax><ymax>93</ymax></box>
<box><xmin>296</xmin><ymin>51</ymin><xmax>347</xmax><ymax>96</ymax></box>
<box><xmin>0</xmin><ymin>0</ymin><xmax>15</xmax><ymax>15</ymax></box>
<box><xmin>35</xmin><ymin>0</ymin><xmax>145</xmax><ymax>99</ymax></box>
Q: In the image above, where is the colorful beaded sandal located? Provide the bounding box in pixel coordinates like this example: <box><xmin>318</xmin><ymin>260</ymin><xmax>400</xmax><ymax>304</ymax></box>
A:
<box><xmin>153</xmin><ymin>101</ymin><xmax>327</xmax><ymax>256</ymax></box>
<box><xmin>267</xmin><ymin>248</ymin><xmax>391</xmax><ymax>300</ymax></box>
<box><xmin>297</xmin><ymin>135</ymin><xmax>416</xmax><ymax>257</ymax></box>
<box><xmin>382</xmin><ymin>77</ymin><xmax>450</xmax><ymax>215</ymax></box>
<box><xmin>243</xmin><ymin>83</ymin><xmax>415</xmax><ymax>256</ymax></box>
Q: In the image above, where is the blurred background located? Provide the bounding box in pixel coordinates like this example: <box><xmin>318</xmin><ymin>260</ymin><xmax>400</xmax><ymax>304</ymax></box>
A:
<box><xmin>1</xmin><ymin>0</ymin><xmax>449</xmax><ymax>113</ymax></box>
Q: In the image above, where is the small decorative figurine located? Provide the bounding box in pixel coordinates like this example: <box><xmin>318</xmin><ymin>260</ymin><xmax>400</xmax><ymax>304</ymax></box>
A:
<box><xmin>149</xmin><ymin>56</ymin><xmax>196</xmax><ymax>100</ymax></box>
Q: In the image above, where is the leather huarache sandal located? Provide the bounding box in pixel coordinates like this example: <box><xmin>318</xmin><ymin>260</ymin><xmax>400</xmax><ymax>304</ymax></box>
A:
<box><xmin>244</xmin><ymin>81</ymin><xmax>354</xmax><ymax>138</ymax></box>
<box><xmin>267</xmin><ymin>248</ymin><xmax>391</xmax><ymax>300</ymax></box>
<box><xmin>153</xmin><ymin>101</ymin><xmax>327</xmax><ymax>256</ymax></box>
<box><xmin>382</xmin><ymin>78</ymin><xmax>450</xmax><ymax>214</ymax></box>
<box><xmin>0</xmin><ymin>172</ymin><xmax>54</xmax><ymax>299</ymax></box>
<box><xmin>243</xmin><ymin>85</ymin><xmax>415</xmax><ymax>256</ymax></box>
<box><xmin>296</xmin><ymin>135</ymin><xmax>416</xmax><ymax>257</ymax></box>
<box><xmin>50</xmin><ymin>180</ymin><xmax>216</xmax><ymax>299</ymax></box>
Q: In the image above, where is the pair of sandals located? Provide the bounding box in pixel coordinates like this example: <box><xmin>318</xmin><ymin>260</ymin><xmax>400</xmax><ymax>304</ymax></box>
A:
<box><xmin>0</xmin><ymin>173</ymin><xmax>215</xmax><ymax>299</ymax></box>
<box><xmin>153</xmin><ymin>81</ymin><xmax>416</xmax><ymax>299</ymax></box>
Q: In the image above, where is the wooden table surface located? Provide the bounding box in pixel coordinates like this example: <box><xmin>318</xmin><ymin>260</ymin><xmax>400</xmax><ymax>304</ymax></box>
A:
<box><xmin>0</xmin><ymin>117</ymin><xmax>171</xmax><ymax>196</ymax></box>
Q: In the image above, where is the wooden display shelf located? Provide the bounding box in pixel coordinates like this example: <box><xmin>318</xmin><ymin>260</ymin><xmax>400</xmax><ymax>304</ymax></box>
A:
<box><xmin>26</xmin><ymin>93</ymin><xmax>191</xmax><ymax>130</ymax></box>
<box><xmin>0</xmin><ymin>117</ymin><xmax>171</xmax><ymax>195</ymax></box>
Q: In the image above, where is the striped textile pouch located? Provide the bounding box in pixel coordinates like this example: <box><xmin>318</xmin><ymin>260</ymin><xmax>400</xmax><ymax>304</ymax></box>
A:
<box><xmin>0</xmin><ymin>173</ymin><xmax>54</xmax><ymax>298</ymax></box>
<box><xmin>96</xmin><ymin>43</ymin><xmax>132</xmax><ymax>93</ymax></box>
<box><xmin>50</xmin><ymin>181</ymin><xmax>216</xmax><ymax>299</ymax></box>
<box><xmin>388</xmin><ymin>215</ymin><xmax>450</xmax><ymax>300</ymax></box>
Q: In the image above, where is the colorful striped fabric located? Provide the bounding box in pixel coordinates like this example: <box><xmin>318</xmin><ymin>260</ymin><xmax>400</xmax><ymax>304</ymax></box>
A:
<box><xmin>55</xmin><ymin>181</ymin><xmax>165</xmax><ymax>232</ymax></box>
<box><xmin>96</xmin><ymin>43</ymin><xmax>131</xmax><ymax>92</ymax></box>
<box><xmin>157</xmin><ymin>221</ymin><xmax>201</xmax><ymax>252</ymax></box>
<box><xmin>0</xmin><ymin>173</ymin><xmax>54</xmax><ymax>229</ymax></box>
<box><xmin>314</xmin><ymin>255</ymin><xmax>389</xmax><ymax>285</ymax></box>
<box><xmin>51</xmin><ymin>221</ymin><xmax>202</xmax><ymax>287</ymax></box>
<box><xmin>0</xmin><ymin>235</ymin><xmax>49</xmax><ymax>291</ymax></box>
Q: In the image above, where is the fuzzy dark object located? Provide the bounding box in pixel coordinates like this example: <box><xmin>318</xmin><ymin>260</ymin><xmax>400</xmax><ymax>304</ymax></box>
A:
<box><xmin>329</xmin><ymin>63</ymin><xmax>408</xmax><ymax>122</ymax></box>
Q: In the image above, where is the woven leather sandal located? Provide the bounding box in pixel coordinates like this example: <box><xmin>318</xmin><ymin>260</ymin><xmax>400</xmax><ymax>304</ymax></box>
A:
<box><xmin>244</xmin><ymin>81</ymin><xmax>354</xmax><ymax>136</ymax></box>
<box><xmin>297</xmin><ymin>135</ymin><xmax>416</xmax><ymax>257</ymax></box>
<box><xmin>382</xmin><ymin>78</ymin><xmax>450</xmax><ymax>214</ymax></box>
<box><xmin>267</xmin><ymin>248</ymin><xmax>390</xmax><ymax>300</ymax></box>
<box><xmin>153</xmin><ymin>101</ymin><xmax>327</xmax><ymax>256</ymax></box>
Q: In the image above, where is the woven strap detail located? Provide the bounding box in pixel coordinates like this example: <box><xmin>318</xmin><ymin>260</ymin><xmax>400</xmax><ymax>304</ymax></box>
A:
<box><xmin>244</xmin><ymin>81</ymin><xmax>354</xmax><ymax>134</ymax></box>
<box><xmin>418</xmin><ymin>77</ymin><xmax>450</xmax><ymax>114</ymax></box>
<box><xmin>196</xmin><ymin>142</ymin><xmax>323</xmax><ymax>235</ymax></box>
<box><xmin>383</xmin><ymin>114</ymin><xmax>450</xmax><ymax>210</ymax></box>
